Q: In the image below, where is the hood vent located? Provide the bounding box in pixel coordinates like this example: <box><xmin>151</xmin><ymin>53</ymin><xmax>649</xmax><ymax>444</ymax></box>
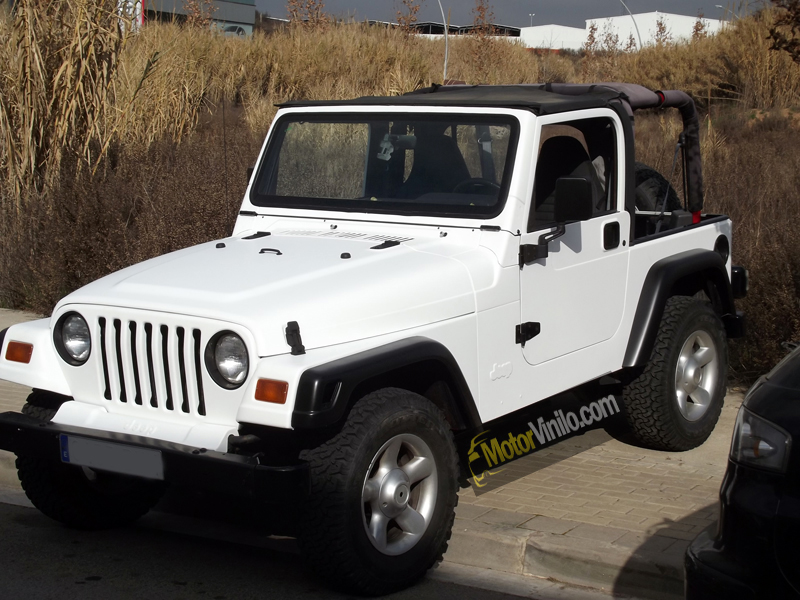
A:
<box><xmin>274</xmin><ymin>230</ymin><xmax>413</xmax><ymax>243</ymax></box>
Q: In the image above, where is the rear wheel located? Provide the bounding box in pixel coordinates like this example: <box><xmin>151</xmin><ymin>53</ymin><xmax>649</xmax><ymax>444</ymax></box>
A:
<box><xmin>622</xmin><ymin>296</ymin><xmax>727</xmax><ymax>451</ymax></box>
<box><xmin>298</xmin><ymin>388</ymin><xmax>458</xmax><ymax>595</ymax></box>
<box><xmin>16</xmin><ymin>391</ymin><xmax>165</xmax><ymax>529</ymax></box>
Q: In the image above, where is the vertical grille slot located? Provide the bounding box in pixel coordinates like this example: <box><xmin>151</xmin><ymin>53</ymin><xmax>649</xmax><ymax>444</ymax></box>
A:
<box><xmin>161</xmin><ymin>325</ymin><xmax>173</xmax><ymax>411</ymax></box>
<box><xmin>99</xmin><ymin>318</ymin><xmax>111</xmax><ymax>400</ymax></box>
<box><xmin>129</xmin><ymin>322</ymin><xmax>142</xmax><ymax>405</ymax></box>
<box><xmin>177</xmin><ymin>327</ymin><xmax>190</xmax><ymax>413</ymax></box>
<box><xmin>113</xmin><ymin>319</ymin><xmax>127</xmax><ymax>403</ymax></box>
<box><xmin>145</xmin><ymin>323</ymin><xmax>158</xmax><ymax>408</ymax></box>
<box><xmin>193</xmin><ymin>329</ymin><xmax>206</xmax><ymax>416</ymax></box>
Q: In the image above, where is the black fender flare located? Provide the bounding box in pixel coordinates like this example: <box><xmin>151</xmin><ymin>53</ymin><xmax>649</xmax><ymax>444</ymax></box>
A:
<box><xmin>623</xmin><ymin>249</ymin><xmax>738</xmax><ymax>368</ymax></box>
<box><xmin>291</xmin><ymin>337</ymin><xmax>481</xmax><ymax>430</ymax></box>
<box><xmin>0</xmin><ymin>327</ymin><xmax>7</xmax><ymax>354</ymax></box>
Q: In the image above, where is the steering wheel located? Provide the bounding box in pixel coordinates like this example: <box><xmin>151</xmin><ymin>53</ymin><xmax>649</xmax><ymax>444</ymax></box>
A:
<box><xmin>452</xmin><ymin>178</ymin><xmax>501</xmax><ymax>195</ymax></box>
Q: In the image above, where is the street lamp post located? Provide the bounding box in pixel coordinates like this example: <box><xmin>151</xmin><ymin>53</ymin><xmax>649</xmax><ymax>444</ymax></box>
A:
<box><xmin>529</xmin><ymin>13</ymin><xmax>535</xmax><ymax>27</ymax></box>
<box><xmin>618</xmin><ymin>0</ymin><xmax>643</xmax><ymax>49</ymax></box>
<box><xmin>436</xmin><ymin>0</ymin><xmax>449</xmax><ymax>81</ymax></box>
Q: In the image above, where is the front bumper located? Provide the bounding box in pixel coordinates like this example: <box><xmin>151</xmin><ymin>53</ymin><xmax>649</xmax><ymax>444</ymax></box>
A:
<box><xmin>685</xmin><ymin>462</ymin><xmax>799</xmax><ymax>600</ymax></box>
<box><xmin>684</xmin><ymin>528</ymin><xmax>756</xmax><ymax>600</ymax></box>
<box><xmin>0</xmin><ymin>411</ymin><xmax>308</xmax><ymax>505</ymax></box>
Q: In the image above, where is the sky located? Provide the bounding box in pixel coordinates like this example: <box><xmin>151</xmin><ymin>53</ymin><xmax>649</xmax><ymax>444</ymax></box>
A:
<box><xmin>255</xmin><ymin>1</ymin><xmax>763</xmax><ymax>28</ymax></box>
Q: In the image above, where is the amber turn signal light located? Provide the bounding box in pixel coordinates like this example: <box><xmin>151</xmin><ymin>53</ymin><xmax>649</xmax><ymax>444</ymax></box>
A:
<box><xmin>255</xmin><ymin>378</ymin><xmax>288</xmax><ymax>404</ymax></box>
<box><xmin>6</xmin><ymin>341</ymin><xmax>33</xmax><ymax>364</ymax></box>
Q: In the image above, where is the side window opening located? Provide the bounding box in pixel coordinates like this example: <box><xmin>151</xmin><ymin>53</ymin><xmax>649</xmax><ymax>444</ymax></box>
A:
<box><xmin>631</xmin><ymin>112</ymin><xmax>690</xmax><ymax>239</ymax></box>
<box><xmin>528</xmin><ymin>118</ymin><xmax>617</xmax><ymax>233</ymax></box>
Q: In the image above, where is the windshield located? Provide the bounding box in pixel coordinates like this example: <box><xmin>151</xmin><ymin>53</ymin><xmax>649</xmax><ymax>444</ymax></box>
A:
<box><xmin>250</xmin><ymin>113</ymin><xmax>519</xmax><ymax>218</ymax></box>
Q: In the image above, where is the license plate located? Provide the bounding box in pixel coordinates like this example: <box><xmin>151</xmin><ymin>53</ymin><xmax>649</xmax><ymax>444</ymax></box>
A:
<box><xmin>59</xmin><ymin>434</ymin><xmax>164</xmax><ymax>480</ymax></box>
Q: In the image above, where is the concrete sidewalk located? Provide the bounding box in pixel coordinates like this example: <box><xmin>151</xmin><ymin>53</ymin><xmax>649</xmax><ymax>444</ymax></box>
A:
<box><xmin>0</xmin><ymin>308</ymin><xmax>734</xmax><ymax>599</ymax></box>
<box><xmin>447</xmin><ymin>398</ymin><xmax>737</xmax><ymax>599</ymax></box>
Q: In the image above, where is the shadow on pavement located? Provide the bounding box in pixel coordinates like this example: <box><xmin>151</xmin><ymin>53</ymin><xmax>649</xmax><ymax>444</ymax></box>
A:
<box><xmin>612</xmin><ymin>504</ymin><xmax>717</xmax><ymax>600</ymax></box>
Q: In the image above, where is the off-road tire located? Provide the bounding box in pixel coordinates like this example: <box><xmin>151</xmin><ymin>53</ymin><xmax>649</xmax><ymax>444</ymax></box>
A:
<box><xmin>622</xmin><ymin>296</ymin><xmax>727</xmax><ymax>451</ymax></box>
<box><xmin>298</xmin><ymin>388</ymin><xmax>458</xmax><ymax>596</ymax></box>
<box><xmin>20</xmin><ymin>389</ymin><xmax>64</xmax><ymax>422</ymax></box>
<box><xmin>16</xmin><ymin>391</ymin><xmax>164</xmax><ymax>530</ymax></box>
<box><xmin>634</xmin><ymin>162</ymin><xmax>682</xmax><ymax>212</ymax></box>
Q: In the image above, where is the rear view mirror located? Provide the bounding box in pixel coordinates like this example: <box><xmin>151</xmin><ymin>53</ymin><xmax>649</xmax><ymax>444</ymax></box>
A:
<box><xmin>554</xmin><ymin>178</ymin><xmax>593</xmax><ymax>223</ymax></box>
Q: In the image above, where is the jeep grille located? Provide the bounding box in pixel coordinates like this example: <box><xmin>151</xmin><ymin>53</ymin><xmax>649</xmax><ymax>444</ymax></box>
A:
<box><xmin>97</xmin><ymin>318</ymin><xmax>206</xmax><ymax>416</ymax></box>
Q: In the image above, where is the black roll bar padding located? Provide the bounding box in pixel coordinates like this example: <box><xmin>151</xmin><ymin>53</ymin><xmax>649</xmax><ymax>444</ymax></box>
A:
<box><xmin>539</xmin><ymin>83</ymin><xmax>704</xmax><ymax>214</ymax></box>
<box><xmin>655</xmin><ymin>90</ymin><xmax>704</xmax><ymax>214</ymax></box>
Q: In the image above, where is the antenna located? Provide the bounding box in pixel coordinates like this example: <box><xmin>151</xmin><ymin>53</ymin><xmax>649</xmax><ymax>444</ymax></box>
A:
<box><xmin>436</xmin><ymin>0</ymin><xmax>449</xmax><ymax>81</ymax></box>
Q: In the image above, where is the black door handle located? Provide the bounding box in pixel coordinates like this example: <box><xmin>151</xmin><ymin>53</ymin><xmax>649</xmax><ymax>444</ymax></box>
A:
<box><xmin>603</xmin><ymin>222</ymin><xmax>620</xmax><ymax>250</ymax></box>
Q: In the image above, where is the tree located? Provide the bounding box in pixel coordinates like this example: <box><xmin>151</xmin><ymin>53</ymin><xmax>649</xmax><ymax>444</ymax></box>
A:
<box><xmin>397</xmin><ymin>0</ymin><xmax>423</xmax><ymax>35</ymax></box>
<box><xmin>287</xmin><ymin>0</ymin><xmax>329</xmax><ymax>29</ymax></box>
<box><xmin>583</xmin><ymin>22</ymin><xmax>599</xmax><ymax>54</ymax></box>
<box><xmin>770</xmin><ymin>0</ymin><xmax>800</xmax><ymax>63</ymax></box>
<box><xmin>692</xmin><ymin>11</ymin><xmax>709</xmax><ymax>41</ymax></box>
<box><xmin>467</xmin><ymin>0</ymin><xmax>498</xmax><ymax>83</ymax></box>
<box><xmin>183</xmin><ymin>0</ymin><xmax>217</xmax><ymax>29</ymax></box>
<box><xmin>653</xmin><ymin>15</ymin><xmax>672</xmax><ymax>46</ymax></box>
<box><xmin>471</xmin><ymin>0</ymin><xmax>495</xmax><ymax>38</ymax></box>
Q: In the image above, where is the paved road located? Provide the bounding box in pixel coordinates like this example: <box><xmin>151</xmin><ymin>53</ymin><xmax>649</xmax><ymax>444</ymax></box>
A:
<box><xmin>0</xmin><ymin>501</ymin><xmax>625</xmax><ymax>600</ymax></box>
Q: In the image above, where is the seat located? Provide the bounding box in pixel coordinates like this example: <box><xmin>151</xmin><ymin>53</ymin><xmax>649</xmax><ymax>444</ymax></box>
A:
<box><xmin>530</xmin><ymin>136</ymin><xmax>604</xmax><ymax>231</ymax></box>
<box><xmin>397</xmin><ymin>134</ymin><xmax>471</xmax><ymax>199</ymax></box>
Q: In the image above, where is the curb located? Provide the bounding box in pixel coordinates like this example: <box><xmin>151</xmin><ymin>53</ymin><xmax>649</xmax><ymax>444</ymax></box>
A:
<box><xmin>443</xmin><ymin>518</ymin><xmax>684</xmax><ymax>600</ymax></box>
<box><xmin>0</xmin><ymin>452</ymin><xmax>20</xmax><ymax>488</ymax></box>
<box><xmin>444</xmin><ymin>525</ymin><xmax>684</xmax><ymax>600</ymax></box>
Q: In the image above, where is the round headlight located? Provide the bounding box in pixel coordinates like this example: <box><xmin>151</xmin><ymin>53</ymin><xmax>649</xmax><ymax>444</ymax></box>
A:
<box><xmin>61</xmin><ymin>314</ymin><xmax>91</xmax><ymax>364</ymax></box>
<box><xmin>214</xmin><ymin>334</ymin><xmax>249</xmax><ymax>386</ymax></box>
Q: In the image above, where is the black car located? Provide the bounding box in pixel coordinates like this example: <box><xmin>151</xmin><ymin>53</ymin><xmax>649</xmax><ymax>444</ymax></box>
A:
<box><xmin>685</xmin><ymin>346</ymin><xmax>800</xmax><ymax>599</ymax></box>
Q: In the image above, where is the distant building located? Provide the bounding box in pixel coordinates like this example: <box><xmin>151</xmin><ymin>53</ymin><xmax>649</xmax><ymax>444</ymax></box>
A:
<box><xmin>409</xmin><ymin>11</ymin><xmax>721</xmax><ymax>52</ymax></box>
<box><xmin>255</xmin><ymin>14</ymin><xmax>289</xmax><ymax>34</ymax></box>
<box><xmin>146</xmin><ymin>0</ymin><xmax>256</xmax><ymax>35</ymax></box>
<box><xmin>519</xmin><ymin>25</ymin><xmax>586</xmax><ymax>51</ymax></box>
<box><xmin>585</xmin><ymin>12</ymin><xmax>722</xmax><ymax>48</ymax></box>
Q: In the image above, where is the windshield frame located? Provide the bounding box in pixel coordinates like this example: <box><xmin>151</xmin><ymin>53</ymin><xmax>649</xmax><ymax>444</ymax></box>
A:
<box><xmin>249</xmin><ymin>112</ymin><xmax>521</xmax><ymax>220</ymax></box>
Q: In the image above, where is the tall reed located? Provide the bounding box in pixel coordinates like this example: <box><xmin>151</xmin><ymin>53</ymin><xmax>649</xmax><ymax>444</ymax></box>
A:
<box><xmin>0</xmin><ymin>0</ymin><xmax>133</xmax><ymax>204</ymax></box>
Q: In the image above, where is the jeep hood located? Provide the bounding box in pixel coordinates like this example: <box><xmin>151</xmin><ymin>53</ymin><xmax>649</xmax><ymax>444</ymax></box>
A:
<box><xmin>57</xmin><ymin>233</ymin><xmax>480</xmax><ymax>356</ymax></box>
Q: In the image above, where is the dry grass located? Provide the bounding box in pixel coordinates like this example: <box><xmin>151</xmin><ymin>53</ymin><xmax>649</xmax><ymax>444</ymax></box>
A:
<box><xmin>635</xmin><ymin>109</ymin><xmax>800</xmax><ymax>377</ymax></box>
<box><xmin>2</xmin><ymin>5</ymin><xmax>800</xmax><ymax>379</ymax></box>
<box><xmin>0</xmin><ymin>0</ymin><xmax>131</xmax><ymax>202</ymax></box>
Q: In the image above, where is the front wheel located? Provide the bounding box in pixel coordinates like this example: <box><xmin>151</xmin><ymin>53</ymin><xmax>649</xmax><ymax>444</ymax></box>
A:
<box><xmin>298</xmin><ymin>388</ymin><xmax>458</xmax><ymax>595</ymax></box>
<box><xmin>622</xmin><ymin>296</ymin><xmax>728</xmax><ymax>451</ymax></box>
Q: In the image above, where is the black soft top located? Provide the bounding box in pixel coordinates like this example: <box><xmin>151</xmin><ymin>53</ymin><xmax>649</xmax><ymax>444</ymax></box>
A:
<box><xmin>279</xmin><ymin>84</ymin><xmax>624</xmax><ymax>116</ymax></box>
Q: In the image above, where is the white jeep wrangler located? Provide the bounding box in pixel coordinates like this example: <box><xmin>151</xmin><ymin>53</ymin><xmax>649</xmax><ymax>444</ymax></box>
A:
<box><xmin>0</xmin><ymin>83</ymin><xmax>746</xmax><ymax>594</ymax></box>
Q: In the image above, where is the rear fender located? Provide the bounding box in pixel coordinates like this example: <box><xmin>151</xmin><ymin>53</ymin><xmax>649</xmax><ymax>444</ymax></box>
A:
<box><xmin>624</xmin><ymin>249</ymin><xmax>738</xmax><ymax>368</ymax></box>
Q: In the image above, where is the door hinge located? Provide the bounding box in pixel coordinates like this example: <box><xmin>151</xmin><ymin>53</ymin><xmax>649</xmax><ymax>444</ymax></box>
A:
<box><xmin>516</xmin><ymin>322</ymin><xmax>541</xmax><ymax>346</ymax></box>
<box><xmin>519</xmin><ymin>224</ymin><xmax>567</xmax><ymax>268</ymax></box>
<box><xmin>519</xmin><ymin>244</ymin><xmax>547</xmax><ymax>267</ymax></box>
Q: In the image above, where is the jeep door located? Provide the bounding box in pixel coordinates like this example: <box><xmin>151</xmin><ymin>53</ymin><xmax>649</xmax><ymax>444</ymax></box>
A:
<box><xmin>519</xmin><ymin>111</ymin><xmax>630</xmax><ymax>368</ymax></box>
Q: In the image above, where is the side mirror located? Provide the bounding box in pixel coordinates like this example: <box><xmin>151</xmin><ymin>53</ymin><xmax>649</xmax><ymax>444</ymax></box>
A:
<box><xmin>554</xmin><ymin>178</ymin><xmax>593</xmax><ymax>223</ymax></box>
<box><xmin>247</xmin><ymin>166</ymin><xmax>254</xmax><ymax>181</ymax></box>
<box><xmin>520</xmin><ymin>178</ymin><xmax>594</xmax><ymax>266</ymax></box>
